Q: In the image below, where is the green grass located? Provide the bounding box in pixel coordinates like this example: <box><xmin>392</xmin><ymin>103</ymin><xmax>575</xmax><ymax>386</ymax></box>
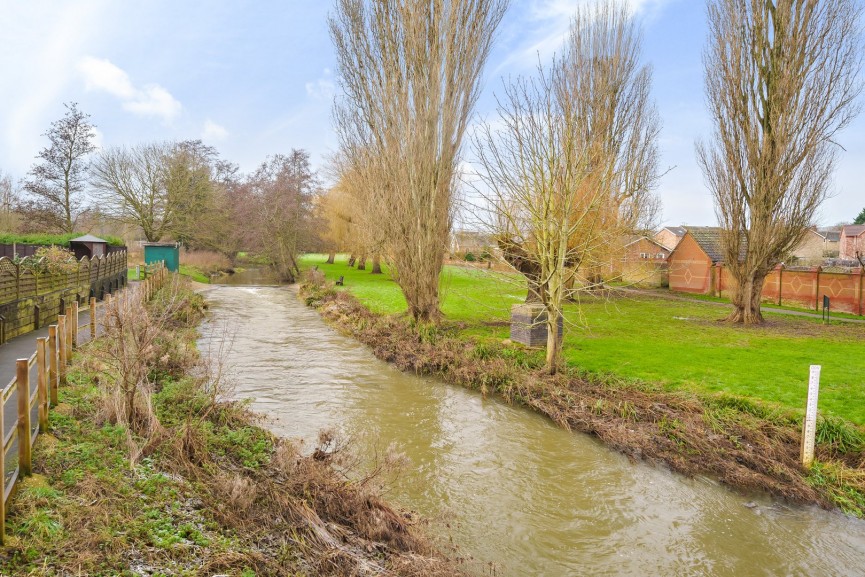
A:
<box><xmin>302</xmin><ymin>253</ymin><xmax>865</xmax><ymax>425</ymax></box>
<box><xmin>680</xmin><ymin>290</ymin><xmax>865</xmax><ymax>321</ymax></box>
<box><xmin>178</xmin><ymin>264</ymin><xmax>210</xmax><ymax>284</ymax></box>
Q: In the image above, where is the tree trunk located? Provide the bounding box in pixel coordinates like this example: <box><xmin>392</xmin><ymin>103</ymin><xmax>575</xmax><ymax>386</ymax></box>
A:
<box><xmin>371</xmin><ymin>254</ymin><xmax>382</xmax><ymax>274</ymax></box>
<box><xmin>357</xmin><ymin>254</ymin><xmax>366</xmax><ymax>270</ymax></box>
<box><xmin>347</xmin><ymin>254</ymin><xmax>356</xmax><ymax>267</ymax></box>
<box><xmin>726</xmin><ymin>272</ymin><xmax>766</xmax><ymax>324</ymax></box>
<box><xmin>326</xmin><ymin>252</ymin><xmax>335</xmax><ymax>264</ymax></box>
<box><xmin>544</xmin><ymin>307</ymin><xmax>561</xmax><ymax>375</ymax></box>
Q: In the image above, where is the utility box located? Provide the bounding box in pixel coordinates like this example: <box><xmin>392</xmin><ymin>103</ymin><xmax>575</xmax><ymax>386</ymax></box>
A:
<box><xmin>510</xmin><ymin>303</ymin><xmax>563</xmax><ymax>347</ymax></box>
<box><xmin>143</xmin><ymin>242</ymin><xmax>180</xmax><ymax>272</ymax></box>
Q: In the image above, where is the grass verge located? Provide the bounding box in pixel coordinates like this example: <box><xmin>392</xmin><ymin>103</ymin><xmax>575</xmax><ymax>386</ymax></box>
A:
<box><xmin>300</xmin><ymin>271</ymin><xmax>865</xmax><ymax>517</ymax></box>
<box><xmin>0</xmin><ymin>276</ymin><xmax>460</xmax><ymax>576</ymax></box>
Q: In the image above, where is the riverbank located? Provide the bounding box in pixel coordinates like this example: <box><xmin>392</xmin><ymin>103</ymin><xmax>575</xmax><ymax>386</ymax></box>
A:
<box><xmin>0</xmin><ymin>278</ymin><xmax>461</xmax><ymax>576</ymax></box>
<box><xmin>299</xmin><ymin>274</ymin><xmax>865</xmax><ymax>517</ymax></box>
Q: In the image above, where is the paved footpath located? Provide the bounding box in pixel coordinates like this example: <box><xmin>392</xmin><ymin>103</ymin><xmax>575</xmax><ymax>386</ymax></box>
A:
<box><xmin>0</xmin><ymin>306</ymin><xmax>102</xmax><ymax>453</ymax></box>
<box><xmin>625</xmin><ymin>287</ymin><xmax>865</xmax><ymax>325</ymax></box>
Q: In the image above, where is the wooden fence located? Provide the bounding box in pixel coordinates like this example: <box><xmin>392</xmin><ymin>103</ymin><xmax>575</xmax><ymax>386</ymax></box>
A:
<box><xmin>0</xmin><ymin>262</ymin><xmax>167</xmax><ymax>544</ymax></box>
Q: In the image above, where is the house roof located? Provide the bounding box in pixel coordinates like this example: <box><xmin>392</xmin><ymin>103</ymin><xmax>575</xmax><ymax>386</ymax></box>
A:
<box><xmin>624</xmin><ymin>235</ymin><xmax>670</xmax><ymax>252</ymax></box>
<box><xmin>842</xmin><ymin>225</ymin><xmax>865</xmax><ymax>237</ymax></box>
<box><xmin>685</xmin><ymin>226</ymin><xmax>726</xmax><ymax>262</ymax></box>
<box><xmin>661</xmin><ymin>226</ymin><xmax>687</xmax><ymax>237</ymax></box>
<box><xmin>70</xmin><ymin>234</ymin><xmax>107</xmax><ymax>244</ymax></box>
<box><xmin>825</xmin><ymin>231</ymin><xmax>841</xmax><ymax>242</ymax></box>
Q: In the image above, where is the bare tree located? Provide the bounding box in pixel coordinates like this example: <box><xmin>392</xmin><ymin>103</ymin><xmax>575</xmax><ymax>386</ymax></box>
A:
<box><xmin>0</xmin><ymin>170</ymin><xmax>21</xmax><ymax>232</ymax></box>
<box><xmin>90</xmin><ymin>143</ymin><xmax>174</xmax><ymax>242</ymax></box>
<box><xmin>697</xmin><ymin>0</ymin><xmax>862</xmax><ymax>324</ymax></box>
<box><xmin>245</xmin><ymin>151</ymin><xmax>321</xmax><ymax>283</ymax></box>
<box><xmin>472</xmin><ymin>1</ymin><xmax>660</xmax><ymax>373</ymax></box>
<box><xmin>330</xmin><ymin>0</ymin><xmax>508</xmax><ymax>323</ymax></box>
<box><xmin>23</xmin><ymin>103</ymin><xmax>97</xmax><ymax>233</ymax></box>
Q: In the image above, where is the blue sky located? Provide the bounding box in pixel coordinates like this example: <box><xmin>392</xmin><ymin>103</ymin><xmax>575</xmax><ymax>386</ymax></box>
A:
<box><xmin>1</xmin><ymin>0</ymin><xmax>862</xmax><ymax>228</ymax></box>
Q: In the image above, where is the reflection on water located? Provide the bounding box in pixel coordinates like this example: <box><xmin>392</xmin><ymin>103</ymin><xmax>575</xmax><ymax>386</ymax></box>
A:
<box><xmin>198</xmin><ymin>285</ymin><xmax>865</xmax><ymax>577</ymax></box>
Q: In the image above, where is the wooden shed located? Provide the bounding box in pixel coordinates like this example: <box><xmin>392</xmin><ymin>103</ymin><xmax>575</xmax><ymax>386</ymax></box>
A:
<box><xmin>69</xmin><ymin>234</ymin><xmax>109</xmax><ymax>260</ymax></box>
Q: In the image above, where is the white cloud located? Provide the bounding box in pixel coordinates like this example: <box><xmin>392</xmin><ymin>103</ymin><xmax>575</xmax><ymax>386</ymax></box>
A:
<box><xmin>201</xmin><ymin>119</ymin><xmax>229</xmax><ymax>142</ymax></box>
<box><xmin>305</xmin><ymin>68</ymin><xmax>335</xmax><ymax>100</ymax></box>
<box><xmin>78</xmin><ymin>57</ymin><xmax>136</xmax><ymax>99</ymax></box>
<box><xmin>78</xmin><ymin>56</ymin><xmax>182</xmax><ymax>122</ymax></box>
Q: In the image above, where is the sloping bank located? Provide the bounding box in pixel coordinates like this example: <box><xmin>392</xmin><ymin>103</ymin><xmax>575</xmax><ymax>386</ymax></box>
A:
<box><xmin>300</xmin><ymin>278</ymin><xmax>865</xmax><ymax>517</ymax></box>
<box><xmin>0</xmin><ymin>277</ymin><xmax>461</xmax><ymax>576</ymax></box>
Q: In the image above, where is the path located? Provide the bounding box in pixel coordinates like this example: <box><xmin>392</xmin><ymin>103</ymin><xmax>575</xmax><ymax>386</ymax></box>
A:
<box><xmin>0</xmin><ymin>305</ymin><xmax>104</xmax><ymax>462</ymax></box>
<box><xmin>624</xmin><ymin>287</ymin><xmax>865</xmax><ymax>325</ymax></box>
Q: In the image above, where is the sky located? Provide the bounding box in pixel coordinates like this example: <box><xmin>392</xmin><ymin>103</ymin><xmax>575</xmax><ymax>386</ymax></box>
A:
<box><xmin>0</xmin><ymin>0</ymin><xmax>863</xmax><ymax>229</ymax></box>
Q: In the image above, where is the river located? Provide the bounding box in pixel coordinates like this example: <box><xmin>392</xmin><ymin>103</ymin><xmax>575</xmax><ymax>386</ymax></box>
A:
<box><xmin>198</xmin><ymin>284</ymin><xmax>865</xmax><ymax>576</ymax></box>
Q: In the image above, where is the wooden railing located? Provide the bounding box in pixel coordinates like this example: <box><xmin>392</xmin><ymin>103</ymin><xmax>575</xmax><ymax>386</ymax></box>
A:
<box><xmin>0</xmin><ymin>261</ymin><xmax>167</xmax><ymax>544</ymax></box>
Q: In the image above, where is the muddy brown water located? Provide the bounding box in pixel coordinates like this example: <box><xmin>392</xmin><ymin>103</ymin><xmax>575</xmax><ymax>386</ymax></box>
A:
<box><xmin>198</xmin><ymin>284</ymin><xmax>865</xmax><ymax>576</ymax></box>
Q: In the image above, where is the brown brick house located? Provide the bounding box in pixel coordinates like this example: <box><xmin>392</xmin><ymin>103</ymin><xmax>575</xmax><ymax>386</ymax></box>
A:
<box><xmin>617</xmin><ymin>236</ymin><xmax>670</xmax><ymax>286</ymax></box>
<box><xmin>667</xmin><ymin>227</ymin><xmax>727</xmax><ymax>294</ymax></box>
<box><xmin>839</xmin><ymin>225</ymin><xmax>865</xmax><ymax>260</ymax></box>
<box><xmin>654</xmin><ymin>226</ymin><xmax>686</xmax><ymax>251</ymax></box>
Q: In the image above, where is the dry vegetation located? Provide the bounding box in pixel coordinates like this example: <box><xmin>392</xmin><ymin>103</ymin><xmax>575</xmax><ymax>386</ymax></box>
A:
<box><xmin>0</xmin><ymin>276</ymin><xmax>462</xmax><ymax>576</ymax></box>
<box><xmin>180</xmin><ymin>248</ymin><xmax>233</xmax><ymax>276</ymax></box>
<box><xmin>301</xmin><ymin>273</ymin><xmax>865</xmax><ymax>516</ymax></box>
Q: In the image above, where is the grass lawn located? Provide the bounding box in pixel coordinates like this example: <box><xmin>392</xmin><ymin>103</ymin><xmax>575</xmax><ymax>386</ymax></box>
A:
<box><xmin>303</xmin><ymin>253</ymin><xmax>865</xmax><ymax>425</ymax></box>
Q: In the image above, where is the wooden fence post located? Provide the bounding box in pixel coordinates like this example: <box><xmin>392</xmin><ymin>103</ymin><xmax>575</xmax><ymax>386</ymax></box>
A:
<box><xmin>48</xmin><ymin>325</ymin><xmax>58</xmax><ymax>405</ymax></box>
<box><xmin>90</xmin><ymin>297</ymin><xmax>96</xmax><ymax>341</ymax></box>
<box><xmin>71</xmin><ymin>300</ymin><xmax>79</xmax><ymax>349</ymax></box>
<box><xmin>57</xmin><ymin>315</ymin><xmax>67</xmax><ymax>385</ymax></box>
<box><xmin>17</xmin><ymin>358</ymin><xmax>32</xmax><ymax>477</ymax></box>
<box><xmin>37</xmin><ymin>337</ymin><xmax>48</xmax><ymax>429</ymax></box>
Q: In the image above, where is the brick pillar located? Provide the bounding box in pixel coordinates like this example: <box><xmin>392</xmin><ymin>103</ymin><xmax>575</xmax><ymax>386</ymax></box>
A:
<box><xmin>856</xmin><ymin>266</ymin><xmax>863</xmax><ymax>316</ymax></box>
<box><xmin>814</xmin><ymin>266</ymin><xmax>822</xmax><ymax>311</ymax></box>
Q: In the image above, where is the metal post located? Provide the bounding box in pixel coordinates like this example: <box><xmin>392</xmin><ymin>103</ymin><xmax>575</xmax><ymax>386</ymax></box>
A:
<box><xmin>802</xmin><ymin>365</ymin><xmax>821</xmax><ymax>468</ymax></box>
<box><xmin>48</xmin><ymin>325</ymin><xmax>58</xmax><ymax>405</ymax></box>
<box><xmin>90</xmin><ymin>297</ymin><xmax>96</xmax><ymax>341</ymax></box>
<box><xmin>17</xmin><ymin>358</ymin><xmax>31</xmax><ymax>476</ymax></box>
<box><xmin>37</xmin><ymin>337</ymin><xmax>48</xmax><ymax>428</ymax></box>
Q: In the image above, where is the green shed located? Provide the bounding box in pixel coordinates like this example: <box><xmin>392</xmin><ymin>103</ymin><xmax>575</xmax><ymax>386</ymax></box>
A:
<box><xmin>143</xmin><ymin>242</ymin><xmax>180</xmax><ymax>272</ymax></box>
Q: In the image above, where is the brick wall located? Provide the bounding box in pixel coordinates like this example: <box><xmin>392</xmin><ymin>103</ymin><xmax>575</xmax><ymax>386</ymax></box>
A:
<box><xmin>674</xmin><ymin>263</ymin><xmax>863</xmax><ymax>315</ymax></box>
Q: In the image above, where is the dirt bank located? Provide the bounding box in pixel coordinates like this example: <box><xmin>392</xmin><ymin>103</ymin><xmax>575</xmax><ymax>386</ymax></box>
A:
<box><xmin>300</xmin><ymin>280</ymin><xmax>865</xmax><ymax>517</ymax></box>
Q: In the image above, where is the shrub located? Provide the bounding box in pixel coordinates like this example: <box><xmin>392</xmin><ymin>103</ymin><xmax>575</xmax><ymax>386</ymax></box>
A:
<box><xmin>17</xmin><ymin>246</ymin><xmax>78</xmax><ymax>275</ymax></box>
<box><xmin>464</xmin><ymin>252</ymin><xmax>476</xmax><ymax>262</ymax></box>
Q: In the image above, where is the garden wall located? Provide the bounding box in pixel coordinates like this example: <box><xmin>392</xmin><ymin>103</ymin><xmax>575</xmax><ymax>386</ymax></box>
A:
<box><xmin>706</xmin><ymin>264</ymin><xmax>863</xmax><ymax>315</ymax></box>
<box><xmin>0</xmin><ymin>251</ymin><xmax>127</xmax><ymax>343</ymax></box>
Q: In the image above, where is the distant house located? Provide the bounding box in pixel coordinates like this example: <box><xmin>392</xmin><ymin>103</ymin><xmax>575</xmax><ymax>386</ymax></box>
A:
<box><xmin>667</xmin><ymin>227</ymin><xmax>729</xmax><ymax>294</ymax></box>
<box><xmin>789</xmin><ymin>228</ymin><xmax>840</xmax><ymax>264</ymax></box>
<box><xmin>449</xmin><ymin>230</ymin><xmax>494</xmax><ymax>256</ymax></box>
<box><xmin>618</xmin><ymin>236</ymin><xmax>670</xmax><ymax>286</ymax></box>
<box><xmin>654</xmin><ymin>226</ymin><xmax>687</xmax><ymax>251</ymax></box>
<box><xmin>839</xmin><ymin>225</ymin><xmax>865</xmax><ymax>260</ymax></box>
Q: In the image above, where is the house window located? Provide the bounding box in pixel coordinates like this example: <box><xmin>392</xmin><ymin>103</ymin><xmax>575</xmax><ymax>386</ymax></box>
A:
<box><xmin>639</xmin><ymin>252</ymin><xmax>648</xmax><ymax>259</ymax></box>
<box><xmin>657</xmin><ymin>253</ymin><xmax>665</xmax><ymax>259</ymax></box>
